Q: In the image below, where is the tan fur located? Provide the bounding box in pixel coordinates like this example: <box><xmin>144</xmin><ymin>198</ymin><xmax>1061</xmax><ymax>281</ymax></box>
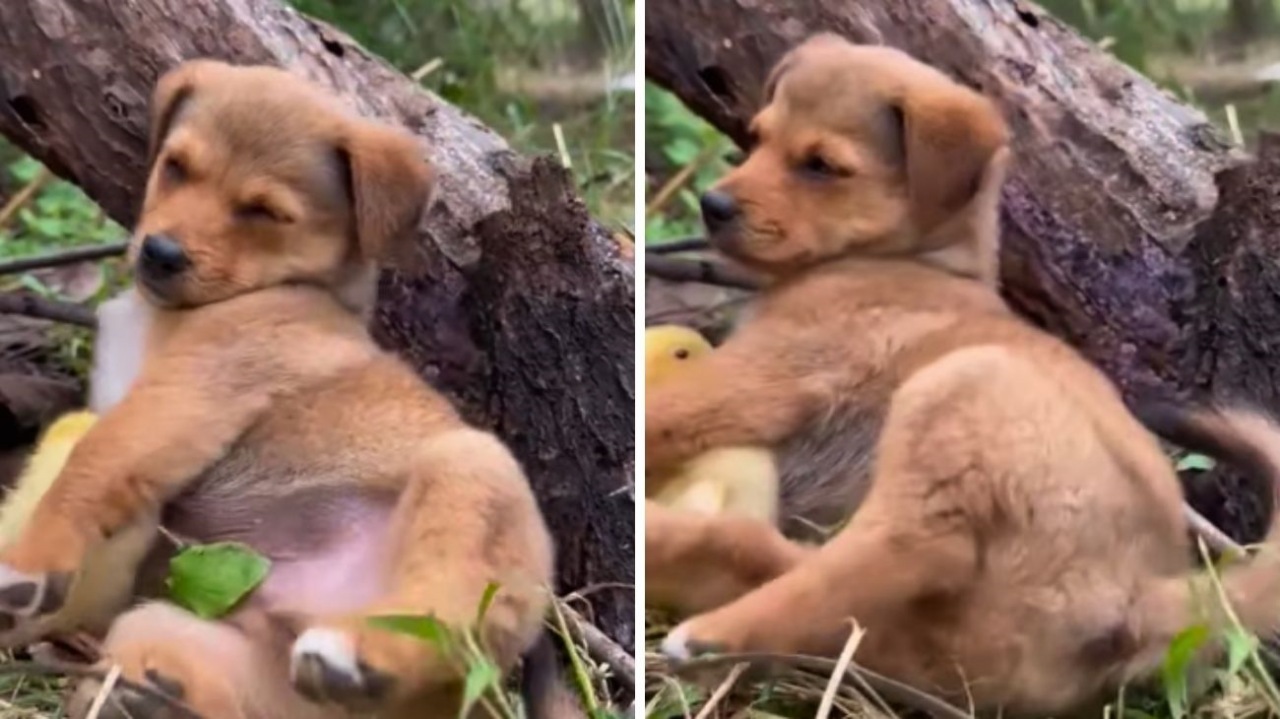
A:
<box><xmin>649</xmin><ymin>35</ymin><xmax>1280</xmax><ymax>715</ymax></box>
<box><xmin>0</xmin><ymin>61</ymin><xmax>567</xmax><ymax>719</ymax></box>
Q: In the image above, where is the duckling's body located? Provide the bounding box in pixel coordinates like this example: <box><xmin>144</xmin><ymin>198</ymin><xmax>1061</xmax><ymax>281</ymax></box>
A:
<box><xmin>645</xmin><ymin>325</ymin><xmax>779</xmax><ymax>522</ymax></box>
<box><xmin>0</xmin><ymin>411</ymin><xmax>156</xmax><ymax>642</ymax></box>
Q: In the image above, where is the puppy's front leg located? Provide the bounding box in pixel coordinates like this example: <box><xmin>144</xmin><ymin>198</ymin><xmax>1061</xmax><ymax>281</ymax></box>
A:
<box><xmin>647</xmin><ymin>335</ymin><xmax>827</xmax><ymax>470</ymax></box>
<box><xmin>646</xmin><ymin>500</ymin><xmax>813</xmax><ymax>615</ymax></box>
<box><xmin>0</xmin><ymin>366</ymin><xmax>274</xmax><ymax>626</ymax></box>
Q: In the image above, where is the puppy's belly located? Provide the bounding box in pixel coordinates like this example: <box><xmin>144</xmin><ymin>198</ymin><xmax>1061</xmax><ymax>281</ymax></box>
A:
<box><xmin>774</xmin><ymin>400</ymin><xmax>883</xmax><ymax>540</ymax></box>
<box><xmin>253</xmin><ymin>519</ymin><xmax>391</xmax><ymax>616</ymax></box>
<box><xmin>141</xmin><ymin>481</ymin><xmax>398</xmax><ymax>617</ymax></box>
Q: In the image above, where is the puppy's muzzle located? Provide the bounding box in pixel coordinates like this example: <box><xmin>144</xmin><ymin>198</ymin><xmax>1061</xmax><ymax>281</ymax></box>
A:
<box><xmin>138</xmin><ymin>233</ymin><xmax>190</xmax><ymax>282</ymax></box>
<box><xmin>700</xmin><ymin>190</ymin><xmax>740</xmax><ymax>233</ymax></box>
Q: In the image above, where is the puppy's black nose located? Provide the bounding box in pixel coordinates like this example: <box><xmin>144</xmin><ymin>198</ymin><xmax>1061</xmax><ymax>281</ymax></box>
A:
<box><xmin>700</xmin><ymin>190</ymin><xmax>740</xmax><ymax>230</ymax></box>
<box><xmin>139</xmin><ymin>234</ymin><xmax>190</xmax><ymax>277</ymax></box>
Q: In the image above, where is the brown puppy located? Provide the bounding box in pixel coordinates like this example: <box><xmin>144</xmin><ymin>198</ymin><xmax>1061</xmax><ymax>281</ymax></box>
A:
<box><xmin>0</xmin><ymin>60</ymin><xmax>570</xmax><ymax>719</ymax></box>
<box><xmin>648</xmin><ymin>35</ymin><xmax>1280</xmax><ymax>714</ymax></box>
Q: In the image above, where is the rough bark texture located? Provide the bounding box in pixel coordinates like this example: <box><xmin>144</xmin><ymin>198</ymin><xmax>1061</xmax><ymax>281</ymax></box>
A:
<box><xmin>647</xmin><ymin>0</ymin><xmax>1280</xmax><ymax>539</ymax></box>
<box><xmin>0</xmin><ymin>0</ymin><xmax>634</xmax><ymax>649</ymax></box>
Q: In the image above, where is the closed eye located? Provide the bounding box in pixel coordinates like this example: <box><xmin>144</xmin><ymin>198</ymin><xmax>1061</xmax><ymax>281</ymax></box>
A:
<box><xmin>797</xmin><ymin>153</ymin><xmax>850</xmax><ymax>179</ymax></box>
<box><xmin>236</xmin><ymin>201</ymin><xmax>290</xmax><ymax>224</ymax></box>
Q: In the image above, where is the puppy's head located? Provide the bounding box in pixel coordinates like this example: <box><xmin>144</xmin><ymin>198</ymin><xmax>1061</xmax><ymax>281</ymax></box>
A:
<box><xmin>703</xmin><ymin>34</ymin><xmax>1010</xmax><ymax>279</ymax></box>
<box><xmin>133</xmin><ymin>60</ymin><xmax>433</xmax><ymax>309</ymax></box>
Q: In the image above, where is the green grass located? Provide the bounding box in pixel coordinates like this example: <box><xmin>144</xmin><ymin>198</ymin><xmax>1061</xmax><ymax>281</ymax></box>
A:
<box><xmin>294</xmin><ymin>0</ymin><xmax>635</xmax><ymax>231</ymax></box>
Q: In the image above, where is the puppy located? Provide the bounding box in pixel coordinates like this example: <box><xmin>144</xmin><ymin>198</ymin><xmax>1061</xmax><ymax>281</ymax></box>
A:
<box><xmin>0</xmin><ymin>60</ymin><xmax>571</xmax><ymax>719</ymax></box>
<box><xmin>647</xmin><ymin>35</ymin><xmax>1280</xmax><ymax>714</ymax></box>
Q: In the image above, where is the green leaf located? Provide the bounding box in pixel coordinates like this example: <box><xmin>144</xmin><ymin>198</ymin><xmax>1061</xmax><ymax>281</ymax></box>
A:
<box><xmin>166</xmin><ymin>542</ymin><xmax>270</xmax><ymax>619</ymax></box>
<box><xmin>664</xmin><ymin>137</ymin><xmax>700</xmax><ymax>166</ymax></box>
<box><xmin>475</xmin><ymin>582</ymin><xmax>501</xmax><ymax>626</ymax></box>
<box><xmin>459</xmin><ymin>656</ymin><xmax>499</xmax><ymax>719</ymax></box>
<box><xmin>368</xmin><ymin>614</ymin><xmax>451</xmax><ymax>649</ymax></box>
<box><xmin>1176</xmin><ymin>453</ymin><xmax>1216</xmax><ymax>472</ymax></box>
<box><xmin>1223</xmin><ymin>625</ymin><xmax>1256</xmax><ymax>678</ymax></box>
<box><xmin>1162</xmin><ymin>623</ymin><xmax>1210</xmax><ymax>719</ymax></box>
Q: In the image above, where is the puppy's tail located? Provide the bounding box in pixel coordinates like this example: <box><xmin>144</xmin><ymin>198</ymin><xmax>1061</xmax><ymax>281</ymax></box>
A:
<box><xmin>521</xmin><ymin>630</ymin><xmax>587</xmax><ymax>719</ymax></box>
<box><xmin>1133</xmin><ymin>402</ymin><xmax>1280</xmax><ymax>651</ymax></box>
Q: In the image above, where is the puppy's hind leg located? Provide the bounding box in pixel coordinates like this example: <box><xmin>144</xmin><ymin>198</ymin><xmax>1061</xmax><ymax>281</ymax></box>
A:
<box><xmin>661</xmin><ymin>507</ymin><xmax>977</xmax><ymax>661</ymax></box>
<box><xmin>289</xmin><ymin>429</ymin><xmax>556</xmax><ymax>715</ymax></box>
<box><xmin>67</xmin><ymin>602</ymin><xmax>337</xmax><ymax>719</ymax></box>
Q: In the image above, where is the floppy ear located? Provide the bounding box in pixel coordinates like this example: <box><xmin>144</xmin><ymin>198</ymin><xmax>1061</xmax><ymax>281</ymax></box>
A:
<box><xmin>338</xmin><ymin>121</ymin><xmax>434</xmax><ymax>262</ymax></box>
<box><xmin>146</xmin><ymin>62</ymin><xmax>208</xmax><ymax>170</ymax></box>
<box><xmin>895</xmin><ymin>85</ymin><xmax>1009</xmax><ymax>236</ymax></box>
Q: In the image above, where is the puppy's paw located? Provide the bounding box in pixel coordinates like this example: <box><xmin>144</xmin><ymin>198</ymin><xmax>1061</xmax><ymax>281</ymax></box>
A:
<box><xmin>661</xmin><ymin>617</ymin><xmax>737</xmax><ymax>663</ymax></box>
<box><xmin>0</xmin><ymin>564</ymin><xmax>71</xmax><ymax>642</ymax></box>
<box><xmin>290</xmin><ymin>627</ymin><xmax>396</xmax><ymax>709</ymax></box>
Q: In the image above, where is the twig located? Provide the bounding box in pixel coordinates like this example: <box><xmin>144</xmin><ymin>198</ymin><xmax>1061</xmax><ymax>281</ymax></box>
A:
<box><xmin>410</xmin><ymin>57</ymin><xmax>443</xmax><ymax>82</ymax></box>
<box><xmin>816</xmin><ymin>622</ymin><xmax>865</xmax><ymax>719</ymax></box>
<box><xmin>0</xmin><ymin>242</ymin><xmax>127</xmax><ymax>275</ymax></box>
<box><xmin>0</xmin><ymin>292</ymin><xmax>95</xmax><ymax>327</ymax></box>
<box><xmin>671</xmin><ymin>652</ymin><xmax>970</xmax><ymax>719</ymax></box>
<box><xmin>84</xmin><ymin>663</ymin><xmax>122</xmax><ymax>719</ymax></box>
<box><xmin>0</xmin><ymin>659</ymin><xmax>204</xmax><ymax>718</ymax></box>
<box><xmin>1184</xmin><ymin>504</ymin><xmax>1243</xmax><ymax>556</ymax></box>
<box><xmin>0</xmin><ymin>166</ymin><xmax>53</xmax><ymax>231</ymax></box>
<box><xmin>645</xmin><ymin>256</ymin><xmax>761</xmax><ymax>290</ymax></box>
<box><xmin>645</xmin><ymin>147</ymin><xmax>719</xmax><ymax>219</ymax></box>
<box><xmin>550</xmin><ymin>598</ymin><xmax>600</xmax><ymax>715</ymax></box>
<box><xmin>557</xmin><ymin>600</ymin><xmax>636</xmax><ymax>688</ymax></box>
<box><xmin>692</xmin><ymin>662</ymin><xmax>746</xmax><ymax>719</ymax></box>
<box><xmin>648</xmin><ymin>237</ymin><xmax>710</xmax><ymax>255</ymax></box>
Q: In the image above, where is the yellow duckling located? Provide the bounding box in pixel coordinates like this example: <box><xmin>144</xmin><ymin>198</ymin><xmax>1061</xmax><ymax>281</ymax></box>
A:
<box><xmin>645</xmin><ymin>325</ymin><xmax>778</xmax><ymax>522</ymax></box>
<box><xmin>0</xmin><ymin>411</ymin><xmax>156</xmax><ymax>642</ymax></box>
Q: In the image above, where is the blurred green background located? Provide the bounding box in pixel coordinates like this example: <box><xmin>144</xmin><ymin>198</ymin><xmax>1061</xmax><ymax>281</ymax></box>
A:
<box><xmin>645</xmin><ymin>0</ymin><xmax>1280</xmax><ymax>245</ymax></box>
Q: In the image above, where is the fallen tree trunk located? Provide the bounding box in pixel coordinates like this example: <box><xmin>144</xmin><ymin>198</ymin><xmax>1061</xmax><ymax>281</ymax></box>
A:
<box><xmin>647</xmin><ymin>0</ymin><xmax>1280</xmax><ymax>539</ymax></box>
<box><xmin>0</xmin><ymin>0</ymin><xmax>635</xmax><ymax>651</ymax></box>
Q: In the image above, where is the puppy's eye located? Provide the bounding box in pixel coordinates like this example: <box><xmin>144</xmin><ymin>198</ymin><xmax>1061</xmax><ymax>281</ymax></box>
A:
<box><xmin>236</xmin><ymin>202</ymin><xmax>288</xmax><ymax>223</ymax></box>
<box><xmin>162</xmin><ymin>157</ymin><xmax>187</xmax><ymax>184</ymax></box>
<box><xmin>798</xmin><ymin>154</ymin><xmax>846</xmax><ymax>179</ymax></box>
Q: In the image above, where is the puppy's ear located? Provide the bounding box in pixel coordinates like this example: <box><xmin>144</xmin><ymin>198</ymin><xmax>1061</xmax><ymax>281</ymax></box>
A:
<box><xmin>147</xmin><ymin>62</ymin><xmax>208</xmax><ymax>169</ymax></box>
<box><xmin>338</xmin><ymin>122</ymin><xmax>433</xmax><ymax>262</ymax></box>
<box><xmin>895</xmin><ymin>86</ymin><xmax>1009</xmax><ymax>235</ymax></box>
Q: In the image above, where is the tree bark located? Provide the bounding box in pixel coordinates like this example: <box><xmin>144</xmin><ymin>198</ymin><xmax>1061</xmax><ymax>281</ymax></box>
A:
<box><xmin>647</xmin><ymin>0</ymin><xmax>1280</xmax><ymax>539</ymax></box>
<box><xmin>0</xmin><ymin>0</ymin><xmax>635</xmax><ymax>651</ymax></box>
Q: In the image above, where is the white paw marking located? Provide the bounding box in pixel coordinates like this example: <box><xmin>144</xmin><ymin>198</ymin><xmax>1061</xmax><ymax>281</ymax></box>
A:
<box><xmin>0</xmin><ymin>565</ymin><xmax>44</xmax><ymax>616</ymax></box>
<box><xmin>291</xmin><ymin>628</ymin><xmax>360</xmax><ymax>682</ymax></box>
<box><xmin>660</xmin><ymin>623</ymin><xmax>693</xmax><ymax>661</ymax></box>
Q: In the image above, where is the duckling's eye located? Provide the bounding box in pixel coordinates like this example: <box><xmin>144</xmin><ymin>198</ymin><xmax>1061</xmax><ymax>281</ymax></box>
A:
<box><xmin>725</xmin><ymin>149</ymin><xmax>746</xmax><ymax>167</ymax></box>
<box><xmin>674</xmin><ymin>348</ymin><xmax>690</xmax><ymax>360</ymax></box>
